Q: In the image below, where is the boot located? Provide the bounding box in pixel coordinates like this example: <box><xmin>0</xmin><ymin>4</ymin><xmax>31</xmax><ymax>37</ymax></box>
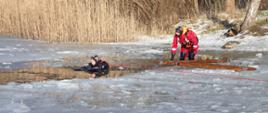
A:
<box><xmin>180</xmin><ymin>52</ymin><xmax>186</xmax><ymax>61</ymax></box>
<box><xmin>189</xmin><ymin>52</ymin><xmax>195</xmax><ymax>60</ymax></box>
<box><xmin>170</xmin><ymin>54</ymin><xmax>175</xmax><ymax>61</ymax></box>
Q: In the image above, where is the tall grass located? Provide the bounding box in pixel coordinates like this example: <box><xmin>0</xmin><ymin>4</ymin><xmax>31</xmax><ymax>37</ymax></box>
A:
<box><xmin>0</xmin><ymin>0</ymin><xmax>199</xmax><ymax>43</ymax></box>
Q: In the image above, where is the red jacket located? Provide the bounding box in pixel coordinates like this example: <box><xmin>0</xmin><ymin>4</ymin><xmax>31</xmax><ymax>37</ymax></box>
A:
<box><xmin>171</xmin><ymin>29</ymin><xmax>199</xmax><ymax>54</ymax></box>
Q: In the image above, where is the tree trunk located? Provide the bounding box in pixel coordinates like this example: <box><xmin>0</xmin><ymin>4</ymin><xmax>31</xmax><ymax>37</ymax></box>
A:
<box><xmin>240</xmin><ymin>0</ymin><xmax>262</xmax><ymax>33</ymax></box>
<box><xmin>194</xmin><ymin>0</ymin><xmax>199</xmax><ymax>15</ymax></box>
<box><xmin>225</xmin><ymin>0</ymin><xmax>236</xmax><ymax>13</ymax></box>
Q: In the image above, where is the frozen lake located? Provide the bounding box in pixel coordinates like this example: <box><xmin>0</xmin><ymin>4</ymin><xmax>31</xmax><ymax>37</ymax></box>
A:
<box><xmin>0</xmin><ymin>36</ymin><xmax>268</xmax><ymax>113</ymax></box>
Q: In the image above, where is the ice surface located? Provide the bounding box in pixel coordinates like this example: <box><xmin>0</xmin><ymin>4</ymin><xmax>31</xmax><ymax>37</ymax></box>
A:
<box><xmin>0</xmin><ymin>65</ymin><xmax>268</xmax><ymax>113</ymax></box>
<box><xmin>1</xmin><ymin>33</ymin><xmax>268</xmax><ymax>113</ymax></box>
<box><xmin>0</xmin><ymin>36</ymin><xmax>168</xmax><ymax>70</ymax></box>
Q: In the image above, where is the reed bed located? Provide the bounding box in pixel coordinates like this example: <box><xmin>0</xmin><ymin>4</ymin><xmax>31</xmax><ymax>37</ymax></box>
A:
<box><xmin>0</xmin><ymin>0</ymin><xmax>198</xmax><ymax>43</ymax></box>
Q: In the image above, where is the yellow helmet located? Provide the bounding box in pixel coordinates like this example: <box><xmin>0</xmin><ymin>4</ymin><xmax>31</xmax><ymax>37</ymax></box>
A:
<box><xmin>181</xmin><ymin>26</ymin><xmax>187</xmax><ymax>35</ymax></box>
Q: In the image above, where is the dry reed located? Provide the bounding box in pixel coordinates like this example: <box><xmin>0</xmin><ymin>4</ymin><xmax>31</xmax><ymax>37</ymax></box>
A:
<box><xmin>0</xmin><ymin>0</ymin><xmax>198</xmax><ymax>43</ymax></box>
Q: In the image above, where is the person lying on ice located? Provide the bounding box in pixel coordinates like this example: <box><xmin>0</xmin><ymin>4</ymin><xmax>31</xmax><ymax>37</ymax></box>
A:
<box><xmin>170</xmin><ymin>26</ymin><xmax>199</xmax><ymax>61</ymax></box>
<box><xmin>81</xmin><ymin>55</ymin><xmax>110</xmax><ymax>78</ymax></box>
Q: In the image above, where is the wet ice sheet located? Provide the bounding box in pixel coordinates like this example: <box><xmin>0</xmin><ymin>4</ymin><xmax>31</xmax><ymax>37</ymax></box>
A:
<box><xmin>0</xmin><ymin>66</ymin><xmax>268</xmax><ymax>113</ymax></box>
<box><xmin>1</xmin><ymin>34</ymin><xmax>268</xmax><ymax>113</ymax></box>
<box><xmin>0</xmin><ymin>36</ymin><xmax>168</xmax><ymax>70</ymax></box>
<box><xmin>1</xmin><ymin>53</ymin><xmax>268</xmax><ymax>113</ymax></box>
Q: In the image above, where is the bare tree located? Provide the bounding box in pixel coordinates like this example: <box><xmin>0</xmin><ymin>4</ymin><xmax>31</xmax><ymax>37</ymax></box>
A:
<box><xmin>240</xmin><ymin>0</ymin><xmax>262</xmax><ymax>33</ymax></box>
<box><xmin>225</xmin><ymin>0</ymin><xmax>236</xmax><ymax>13</ymax></box>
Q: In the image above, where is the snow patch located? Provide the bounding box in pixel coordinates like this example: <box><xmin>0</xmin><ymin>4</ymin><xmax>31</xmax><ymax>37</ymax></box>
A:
<box><xmin>142</xmin><ymin>49</ymin><xmax>163</xmax><ymax>54</ymax></box>
<box><xmin>1</xmin><ymin>100</ymin><xmax>31</xmax><ymax>113</ymax></box>
<box><xmin>191</xmin><ymin>69</ymin><xmax>237</xmax><ymax>75</ymax></box>
<box><xmin>199</xmin><ymin>31</ymin><xmax>268</xmax><ymax>52</ymax></box>
<box><xmin>56</xmin><ymin>80</ymin><xmax>80</xmax><ymax>89</ymax></box>
<box><xmin>0</xmin><ymin>48</ymin><xmax>10</xmax><ymax>51</ymax></box>
<box><xmin>2</xmin><ymin>62</ymin><xmax>12</xmax><ymax>65</ymax></box>
<box><xmin>256</xmin><ymin>53</ymin><xmax>263</xmax><ymax>58</ymax></box>
<box><xmin>261</xmin><ymin>25</ymin><xmax>268</xmax><ymax>29</ymax></box>
<box><xmin>56</xmin><ymin>51</ymin><xmax>80</xmax><ymax>55</ymax></box>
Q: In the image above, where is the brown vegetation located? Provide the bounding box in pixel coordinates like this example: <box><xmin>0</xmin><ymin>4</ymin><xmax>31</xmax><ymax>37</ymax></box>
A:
<box><xmin>248</xmin><ymin>19</ymin><xmax>268</xmax><ymax>36</ymax></box>
<box><xmin>0</xmin><ymin>55</ymin><xmax>161</xmax><ymax>84</ymax></box>
<box><xmin>0</xmin><ymin>0</ymin><xmax>198</xmax><ymax>43</ymax></box>
<box><xmin>0</xmin><ymin>66</ymin><xmax>137</xmax><ymax>84</ymax></box>
<box><xmin>0</xmin><ymin>52</ymin><xmax>257</xmax><ymax>84</ymax></box>
<box><xmin>0</xmin><ymin>0</ymin><xmax>267</xmax><ymax>43</ymax></box>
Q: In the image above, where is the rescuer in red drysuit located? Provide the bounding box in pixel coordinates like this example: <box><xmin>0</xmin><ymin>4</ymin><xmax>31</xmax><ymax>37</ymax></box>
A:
<box><xmin>170</xmin><ymin>26</ymin><xmax>199</xmax><ymax>61</ymax></box>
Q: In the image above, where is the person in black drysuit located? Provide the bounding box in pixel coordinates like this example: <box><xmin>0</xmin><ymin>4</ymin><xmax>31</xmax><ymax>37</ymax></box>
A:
<box><xmin>80</xmin><ymin>55</ymin><xmax>110</xmax><ymax>78</ymax></box>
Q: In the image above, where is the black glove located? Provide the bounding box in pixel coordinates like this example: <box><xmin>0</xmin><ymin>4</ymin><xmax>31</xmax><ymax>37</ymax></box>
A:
<box><xmin>182</xmin><ymin>42</ymin><xmax>186</xmax><ymax>46</ymax></box>
<box><xmin>181</xmin><ymin>42</ymin><xmax>187</xmax><ymax>48</ymax></box>
<box><xmin>185</xmin><ymin>42</ymin><xmax>193</xmax><ymax>49</ymax></box>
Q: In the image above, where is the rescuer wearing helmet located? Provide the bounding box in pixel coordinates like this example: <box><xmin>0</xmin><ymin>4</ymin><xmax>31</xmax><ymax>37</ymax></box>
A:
<box><xmin>170</xmin><ymin>26</ymin><xmax>199</xmax><ymax>61</ymax></box>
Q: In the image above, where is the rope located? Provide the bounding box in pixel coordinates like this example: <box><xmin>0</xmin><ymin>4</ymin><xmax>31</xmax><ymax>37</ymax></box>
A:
<box><xmin>176</xmin><ymin>70</ymin><xmax>268</xmax><ymax>83</ymax></box>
